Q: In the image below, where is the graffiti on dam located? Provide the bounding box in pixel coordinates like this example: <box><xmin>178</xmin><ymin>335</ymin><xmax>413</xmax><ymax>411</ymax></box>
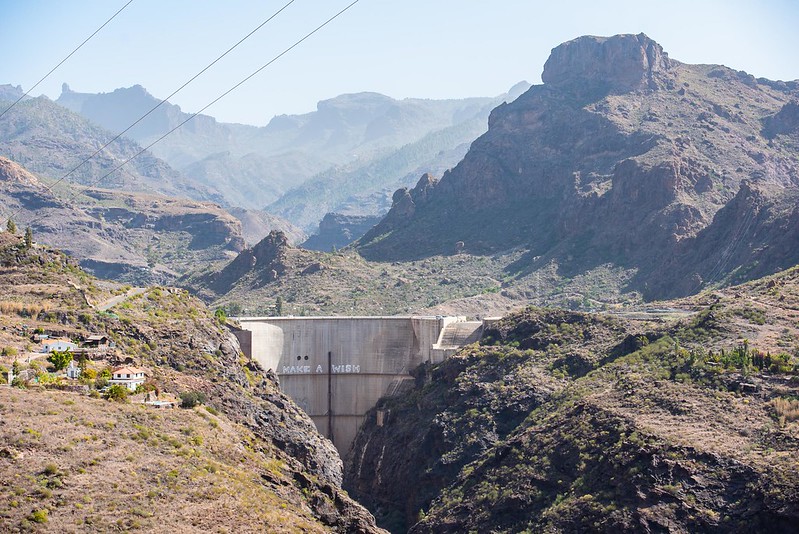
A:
<box><xmin>282</xmin><ymin>363</ymin><xmax>362</xmax><ymax>374</ymax></box>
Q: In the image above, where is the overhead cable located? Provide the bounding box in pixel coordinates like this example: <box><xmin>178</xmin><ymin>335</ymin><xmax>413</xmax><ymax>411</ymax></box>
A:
<box><xmin>14</xmin><ymin>0</ymin><xmax>361</xmax><ymax>230</ymax></box>
<box><xmin>0</xmin><ymin>0</ymin><xmax>135</xmax><ymax>120</ymax></box>
<box><xmin>22</xmin><ymin>0</ymin><xmax>298</xmax><ymax>206</ymax></box>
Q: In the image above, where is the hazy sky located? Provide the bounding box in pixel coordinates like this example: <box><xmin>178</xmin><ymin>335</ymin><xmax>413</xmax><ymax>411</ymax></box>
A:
<box><xmin>2</xmin><ymin>0</ymin><xmax>797</xmax><ymax>126</ymax></box>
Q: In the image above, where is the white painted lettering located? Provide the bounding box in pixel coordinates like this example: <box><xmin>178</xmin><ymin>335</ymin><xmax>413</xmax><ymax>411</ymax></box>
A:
<box><xmin>282</xmin><ymin>365</ymin><xmax>313</xmax><ymax>374</ymax></box>
<box><xmin>327</xmin><ymin>364</ymin><xmax>362</xmax><ymax>374</ymax></box>
<box><xmin>316</xmin><ymin>365</ymin><xmax>323</xmax><ymax>373</ymax></box>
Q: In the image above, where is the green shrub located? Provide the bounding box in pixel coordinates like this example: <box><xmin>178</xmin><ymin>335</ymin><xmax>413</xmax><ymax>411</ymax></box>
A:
<box><xmin>29</xmin><ymin>509</ymin><xmax>48</xmax><ymax>523</ymax></box>
<box><xmin>104</xmin><ymin>385</ymin><xmax>129</xmax><ymax>402</ymax></box>
<box><xmin>43</xmin><ymin>463</ymin><xmax>59</xmax><ymax>476</ymax></box>
<box><xmin>179</xmin><ymin>391</ymin><xmax>207</xmax><ymax>408</ymax></box>
<box><xmin>47</xmin><ymin>350</ymin><xmax>72</xmax><ymax>371</ymax></box>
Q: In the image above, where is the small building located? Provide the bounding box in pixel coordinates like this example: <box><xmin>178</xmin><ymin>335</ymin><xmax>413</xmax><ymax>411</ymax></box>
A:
<box><xmin>82</xmin><ymin>335</ymin><xmax>113</xmax><ymax>349</ymax></box>
<box><xmin>41</xmin><ymin>339</ymin><xmax>78</xmax><ymax>353</ymax></box>
<box><xmin>66</xmin><ymin>360</ymin><xmax>81</xmax><ymax>380</ymax></box>
<box><xmin>109</xmin><ymin>366</ymin><xmax>145</xmax><ymax>391</ymax></box>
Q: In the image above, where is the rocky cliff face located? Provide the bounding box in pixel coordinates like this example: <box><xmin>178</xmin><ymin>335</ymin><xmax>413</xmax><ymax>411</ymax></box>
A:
<box><xmin>302</xmin><ymin>212</ymin><xmax>382</xmax><ymax>252</ymax></box>
<box><xmin>345</xmin><ymin>269</ymin><xmax>799</xmax><ymax>532</ymax></box>
<box><xmin>358</xmin><ymin>33</ymin><xmax>799</xmax><ymax>300</ymax></box>
<box><xmin>542</xmin><ymin>33</ymin><xmax>673</xmax><ymax>95</ymax></box>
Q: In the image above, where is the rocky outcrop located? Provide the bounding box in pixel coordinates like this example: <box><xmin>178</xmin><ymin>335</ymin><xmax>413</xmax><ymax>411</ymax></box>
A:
<box><xmin>206</xmin><ymin>230</ymin><xmax>290</xmax><ymax>295</ymax></box>
<box><xmin>542</xmin><ymin>33</ymin><xmax>673</xmax><ymax>95</ymax></box>
<box><xmin>358</xmin><ymin>33</ymin><xmax>799</xmax><ymax>299</ymax></box>
<box><xmin>359</xmin><ymin>173</ymin><xmax>438</xmax><ymax>247</ymax></box>
<box><xmin>302</xmin><ymin>212</ymin><xmax>381</xmax><ymax>251</ymax></box>
<box><xmin>763</xmin><ymin>100</ymin><xmax>799</xmax><ymax>139</ymax></box>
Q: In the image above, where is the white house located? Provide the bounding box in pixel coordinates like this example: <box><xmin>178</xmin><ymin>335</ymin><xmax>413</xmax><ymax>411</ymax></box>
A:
<box><xmin>41</xmin><ymin>339</ymin><xmax>78</xmax><ymax>353</ymax></box>
<box><xmin>108</xmin><ymin>366</ymin><xmax>146</xmax><ymax>391</ymax></box>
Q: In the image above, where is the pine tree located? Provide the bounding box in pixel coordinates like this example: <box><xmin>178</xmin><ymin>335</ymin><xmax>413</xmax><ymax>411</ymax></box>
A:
<box><xmin>24</xmin><ymin>227</ymin><xmax>32</xmax><ymax>249</ymax></box>
<box><xmin>6</xmin><ymin>218</ymin><xmax>16</xmax><ymax>234</ymax></box>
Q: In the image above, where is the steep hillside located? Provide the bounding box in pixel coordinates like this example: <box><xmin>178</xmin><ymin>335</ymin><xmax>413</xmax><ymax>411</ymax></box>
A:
<box><xmin>346</xmin><ymin>267</ymin><xmax>799</xmax><ymax>532</ymax></box>
<box><xmin>0</xmin><ymin>157</ymin><xmax>243</xmax><ymax>285</ymax></box>
<box><xmin>0</xmin><ymin>234</ymin><xmax>383</xmax><ymax>532</ymax></box>
<box><xmin>0</xmin><ymin>96</ymin><xmax>211</xmax><ymax>201</ymax></box>
<box><xmin>359</xmin><ymin>34</ymin><xmax>799</xmax><ymax>300</ymax></box>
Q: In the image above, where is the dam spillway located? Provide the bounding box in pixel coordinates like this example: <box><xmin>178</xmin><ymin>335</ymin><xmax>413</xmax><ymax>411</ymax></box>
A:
<box><xmin>235</xmin><ymin>316</ymin><xmax>483</xmax><ymax>453</ymax></box>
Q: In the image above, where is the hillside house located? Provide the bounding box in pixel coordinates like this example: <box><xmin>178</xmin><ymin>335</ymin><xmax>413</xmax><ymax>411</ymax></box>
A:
<box><xmin>109</xmin><ymin>366</ymin><xmax>145</xmax><ymax>391</ymax></box>
<box><xmin>82</xmin><ymin>335</ymin><xmax>113</xmax><ymax>349</ymax></box>
<box><xmin>40</xmin><ymin>339</ymin><xmax>78</xmax><ymax>353</ymax></box>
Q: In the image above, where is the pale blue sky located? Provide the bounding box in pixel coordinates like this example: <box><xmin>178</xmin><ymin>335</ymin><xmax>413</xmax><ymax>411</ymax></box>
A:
<box><xmin>1</xmin><ymin>0</ymin><xmax>797</xmax><ymax>126</ymax></box>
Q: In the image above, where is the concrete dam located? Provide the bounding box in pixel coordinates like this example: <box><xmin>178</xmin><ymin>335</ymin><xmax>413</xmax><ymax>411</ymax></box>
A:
<box><xmin>236</xmin><ymin>316</ymin><xmax>484</xmax><ymax>453</ymax></box>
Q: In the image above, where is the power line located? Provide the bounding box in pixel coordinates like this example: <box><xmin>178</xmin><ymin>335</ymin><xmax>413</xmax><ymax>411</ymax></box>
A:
<box><xmin>0</xmin><ymin>0</ymin><xmax>135</xmax><ymax>121</ymax></box>
<box><xmin>15</xmin><ymin>0</ymin><xmax>361</xmax><ymax>231</ymax></box>
<box><xmin>12</xmin><ymin>0</ymin><xmax>298</xmax><ymax>214</ymax></box>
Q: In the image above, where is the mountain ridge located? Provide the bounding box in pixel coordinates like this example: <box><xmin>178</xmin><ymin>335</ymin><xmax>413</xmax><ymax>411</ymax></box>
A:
<box><xmin>358</xmin><ymin>33</ymin><xmax>799</xmax><ymax>300</ymax></box>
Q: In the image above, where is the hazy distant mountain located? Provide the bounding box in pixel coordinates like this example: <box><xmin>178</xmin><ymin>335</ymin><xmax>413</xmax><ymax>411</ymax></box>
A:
<box><xmin>57</xmin><ymin>83</ymin><xmax>241</xmax><ymax>168</ymax></box>
<box><xmin>0</xmin><ymin>96</ymin><xmax>213</xmax><ymax>201</ymax></box>
<box><xmin>358</xmin><ymin>33</ymin><xmax>799</xmax><ymax>299</ymax></box>
<box><xmin>55</xmin><ymin>83</ymin><xmax>530</xmax><ymax>229</ymax></box>
<box><xmin>0</xmin><ymin>84</ymin><xmax>26</xmax><ymax>104</ymax></box>
<box><xmin>274</xmin><ymin>83</ymin><xmax>531</xmax><ymax>233</ymax></box>
<box><xmin>182</xmin><ymin>150</ymin><xmax>326</xmax><ymax>209</ymax></box>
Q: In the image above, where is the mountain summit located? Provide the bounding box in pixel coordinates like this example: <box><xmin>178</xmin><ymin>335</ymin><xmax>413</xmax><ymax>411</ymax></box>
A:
<box><xmin>542</xmin><ymin>33</ymin><xmax>672</xmax><ymax>94</ymax></box>
<box><xmin>358</xmin><ymin>33</ymin><xmax>799</xmax><ymax>299</ymax></box>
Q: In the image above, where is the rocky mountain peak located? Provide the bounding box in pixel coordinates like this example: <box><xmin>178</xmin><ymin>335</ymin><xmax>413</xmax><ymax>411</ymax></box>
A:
<box><xmin>251</xmin><ymin>230</ymin><xmax>289</xmax><ymax>264</ymax></box>
<box><xmin>205</xmin><ymin>230</ymin><xmax>291</xmax><ymax>295</ymax></box>
<box><xmin>542</xmin><ymin>33</ymin><xmax>672</xmax><ymax>94</ymax></box>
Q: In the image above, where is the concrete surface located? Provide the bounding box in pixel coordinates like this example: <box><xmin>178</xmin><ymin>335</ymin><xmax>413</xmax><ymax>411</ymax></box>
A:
<box><xmin>237</xmin><ymin>315</ymin><xmax>475</xmax><ymax>454</ymax></box>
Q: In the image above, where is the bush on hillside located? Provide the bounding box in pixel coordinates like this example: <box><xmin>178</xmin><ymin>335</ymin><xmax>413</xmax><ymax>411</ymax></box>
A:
<box><xmin>180</xmin><ymin>391</ymin><xmax>207</xmax><ymax>408</ymax></box>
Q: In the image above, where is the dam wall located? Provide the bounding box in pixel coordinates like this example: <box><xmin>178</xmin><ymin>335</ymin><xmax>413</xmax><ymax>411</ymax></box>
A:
<box><xmin>236</xmin><ymin>316</ymin><xmax>468</xmax><ymax>454</ymax></box>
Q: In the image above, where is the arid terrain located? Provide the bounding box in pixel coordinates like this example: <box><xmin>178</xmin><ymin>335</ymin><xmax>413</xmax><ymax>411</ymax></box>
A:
<box><xmin>0</xmin><ymin>232</ymin><xmax>384</xmax><ymax>533</ymax></box>
<box><xmin>345</xmin><ymin>266</ymin><xmax>799</xmax><ymax>532</ymax></box>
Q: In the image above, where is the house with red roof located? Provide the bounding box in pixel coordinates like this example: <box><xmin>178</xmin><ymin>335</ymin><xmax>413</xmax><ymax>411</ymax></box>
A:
<box><xmin>109</xmin><ymin>366</ymin><xmax>146</xmax><ymax>391</ymax></box>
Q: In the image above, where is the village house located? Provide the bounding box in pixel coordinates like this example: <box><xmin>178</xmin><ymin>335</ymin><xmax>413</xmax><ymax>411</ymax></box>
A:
<box><xmin>81</xmin><ymin>334</ymin><xmax>114</xmax><ymax>349</ymax></box>
<box><xmin>40</xmin><ymin>339</ymin><xmax>78</xmax><ymax>353</ymax></box>
<box><xmin>109</xmin><ymin>366</ymin><xmax>146</xmax><ymax>391</ymax></box>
